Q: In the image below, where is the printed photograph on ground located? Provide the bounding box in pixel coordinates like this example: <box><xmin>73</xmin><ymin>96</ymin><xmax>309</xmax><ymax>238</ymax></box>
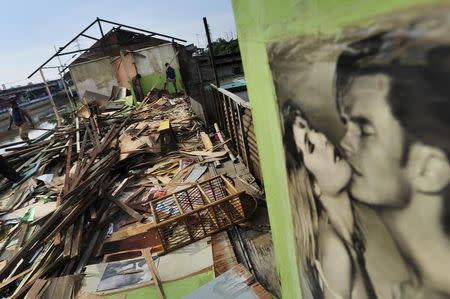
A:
<box><xmin>96</xmin><ymin>257</ymin><xmax>152</xmax><ymax>292</ymax></box>
<box><xmin>268</xmin><ymin>6</ymin><xmax>450</xmax><ymax>299</ymax></box>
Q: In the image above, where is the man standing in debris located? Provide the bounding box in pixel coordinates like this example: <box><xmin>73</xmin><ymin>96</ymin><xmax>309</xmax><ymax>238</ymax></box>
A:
<box><xmin>164</xmin><ymin>62</ymin><xmax>178</xmax><ymax>94</ymax></box>
<box><xmin>132</xmin><ymin>73</ymin><xmax>144</xmax><ymax>101</ymax></box>
<box><xmin>8</xmin><ymin>101</ymin><xmax>34</xmax><ymax>144</ymax></box>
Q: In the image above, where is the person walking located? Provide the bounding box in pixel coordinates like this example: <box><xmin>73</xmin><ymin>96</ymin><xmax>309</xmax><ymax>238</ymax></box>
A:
<box><xmin>8</xmin><ymin>101</ymin><xmax>34</xmax><ymax>144</ymax></box>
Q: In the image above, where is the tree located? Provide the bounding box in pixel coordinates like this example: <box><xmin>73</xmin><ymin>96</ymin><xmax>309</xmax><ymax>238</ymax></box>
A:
<box><xmin>206</xmin><ymin>38</ymin><xmax>240</xmax><ymax>56</ymax></box>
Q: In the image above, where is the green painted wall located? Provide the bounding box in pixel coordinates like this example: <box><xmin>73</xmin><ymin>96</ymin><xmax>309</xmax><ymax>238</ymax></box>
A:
<box><xmin>106</xmin><ymin>270</ymin><xmax>215</xmax><ymax>299</ymax></box>
<box><xmin>231</xmin><ymin>0</ymin><xmax>441</xmax><ymax>298</ymax></box>
<box><xmin>140</xmin><ymin>69</ymin><xmax>183</xmax><ymax>95</ymax></box>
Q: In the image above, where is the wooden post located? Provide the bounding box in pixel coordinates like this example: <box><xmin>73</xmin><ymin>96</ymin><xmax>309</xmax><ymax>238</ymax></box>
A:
<box><xmin>57</xmin><ymin>66</ymin><xmax>75</xmax><ymax>111</ymax></box>
<box><xmin>54</xmin><ymin>45</ymin><xmax>75</xmax><ymax>110</ymax></box>
<box><xmin>237</xmin><ymin>106</ymin><xmax>251</xmax><ymax>170</ymax></box>
<box><xmin>39</xmin><ymin>68</ymin><xmax>62</xmax><ymax>126</ymax></box>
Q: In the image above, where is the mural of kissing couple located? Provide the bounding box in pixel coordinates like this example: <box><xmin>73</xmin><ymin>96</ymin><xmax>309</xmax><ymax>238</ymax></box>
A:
<box><xmin>269</xmin><ymin>9</ymin><xmax>450</xmax><ymax>299</ymax></box>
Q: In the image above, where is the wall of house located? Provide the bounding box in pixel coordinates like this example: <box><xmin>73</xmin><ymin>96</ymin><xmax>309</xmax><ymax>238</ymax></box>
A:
<box><xmin>70</xmin><ymin>43</ymin><xmax>184</xmax><ymax>101</ymax></box>
<box><xmin>70</xmin><ymin>57</ymin><xmax>118</xmax><ymax>98</ymax></box>
<box><xmin>134</xmin><ymin>43</ymin><xmax>183</xmax><ymax>94</ymax></box>
<box><xmin>232</xmin><ymin>1</ymin><xmax>443</xmax><ymax>299</ymax></box>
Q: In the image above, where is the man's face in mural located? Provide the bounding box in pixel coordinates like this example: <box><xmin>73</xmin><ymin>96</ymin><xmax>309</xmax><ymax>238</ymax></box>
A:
<box><xmin>292</xmin><ymin>116</ymin><xmax>352</xmax><ymax>196</ymax></box>
<box><xmin>340</xmin><ymin>74</ymin><xmax>411</xmax><ymax>207</ymax></box>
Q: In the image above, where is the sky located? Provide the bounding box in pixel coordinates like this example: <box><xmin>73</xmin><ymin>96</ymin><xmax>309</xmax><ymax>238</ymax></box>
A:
<box><xmin>0</xmin><ymin>0</ymin><xmax>236</xmax><ymax>88</ymax></box>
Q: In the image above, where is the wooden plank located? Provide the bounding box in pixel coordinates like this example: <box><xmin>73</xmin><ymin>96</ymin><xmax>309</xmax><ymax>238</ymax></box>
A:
<box><xmin>73</xmin><ymin>130</ymin><xmax>88</xmax><ymax>180</ymax></box>
<box><xmin>126</xmin><ymin>202</ymin><xmax>150</xmax><ymax>214</ymax></box>
<box><xmin>133</xmin><ymin>124</ymin><xmax>148</xmax><ymax>139</ymax></box>
<box><xmin>214</xmin><ymin>123</ymin><xmax>237</xmax><ymax>163</ymax></box>
<box><xmin>237</xmin><ymin>105</ymin><xmax>251</xmax><ymax>169</ymax></box>
<box><xmin>15</xmin><ymin>223</ymin><xmax>29</xmax><ymax>253</ymax></box>
<box><xmin>142</xmin><ymin>248</ymin><xmax>165</xmax><ymax>299</ymax></box>
<box><xmin>211</xmin><ymin>232</ymin><xmax>238</xmax><ymax>275</ymax></box>
<box><xmin>70</xmin><ymin>215</ymin><xmax>83</xmax><ymax>259</ymax></box>
<box><xmin>221</xmin><ymin>93</ymin><xmax>234</xmax><ymax>142</ymax></box>
<box><xmin>63</xmin><ymin>138</ymin><xmax>73</xmax><ymax>196</ymax></box>
<box><xmin>89</xmin><ymin>118</ymin><xmax>101</xmax><ymax>146</ymax></box>
<box><xmin>40</xmin><ymin>274</ymin><xmax>82</xmax><ymax>299</ymax></box>
<box><xmin>63</xmin><ymin>224</ymin><xmax>74</xmax><ymax>258</ymax></box>
<box><xmin>24</xmin><ymin>278</ymin><xmax>48</xmax><ymax>299</ymax></box>
<box><xmin>200</xmin><ymin>132</ymin><xmax>213</xmax><ymax>151</ymax></box>
<box><xmin>221</xmin><ymin>175</ymin><xmax>238</xmax><ymax>194</ymax></box>
<box><xmin>172</xmin><ymin>193</ymin><xmax>184</xmax><ymax>214</ymax></box>
<box><xmin>111</xmin><ymin>176</ymin><xmax>133</xmax><ymax>197</ymax></box>
<box><xmin>229</xmin><ymin>99</ymin><xmax>241</xmax><ymax>153</ymax></box>
<box><xmin>150</xmin><ymin>200</ymin><xmax>158</xmax><ymax>223</ymax></box>
<box><xmin>0</xmin><ymin>224</ymin><xmax>20</xmax><ymax>256</ymax></box>
<box><xmin>0</xmin><ymin>268</ymin><xmax>32</xmax><ymax>289</ymax></box>
<box><xmin>101</xmin><ymin>229</ymin><xmax>162</xmax><ymax>255</ymax></box>
<box><xmin>83</xmin><ymin>121</ymin><xmax>97</xmax><ymax>147</ymax></box>
<box><xmin>107</xmin><ymin>196</ymin><xmax>145</xmax><ymax>222</ymax></box>
<box><xmin>124</xmin><ymin>187</ymin><xmax>146</xmax><ymax>204</ymax></box>
<box><xmin>108</xmin><ymin>222</ymin><xmax>156</xmax><ymax>242</ymax></box>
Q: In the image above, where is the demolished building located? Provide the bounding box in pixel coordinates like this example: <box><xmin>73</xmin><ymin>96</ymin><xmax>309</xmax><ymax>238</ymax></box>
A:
<box><xmin>0</xmin><ymin>18</ymin><xmax>278</xmax><ymax>298</ymax></box>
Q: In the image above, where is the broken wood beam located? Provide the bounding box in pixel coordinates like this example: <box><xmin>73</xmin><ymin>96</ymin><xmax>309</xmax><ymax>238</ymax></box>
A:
<box><xmin>214</xmin><ymin>123</ymin><xmax>237</xmax><ymax>163</ymax></box>
<box><xmin>142</xmin><ymin>248</ymin><xmax>165</xmax><ymax>299</ymax></box>
<box><xmin>107</xmin><ymin>195</ymin><xmax>145</xmax><ymax>222</ymax></box>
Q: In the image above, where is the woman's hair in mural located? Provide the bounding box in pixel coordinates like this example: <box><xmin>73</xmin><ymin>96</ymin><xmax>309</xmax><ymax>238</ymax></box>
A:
<box><xmin>282</xmin><ymin>101</ymin><xmax>379</xmax><ymax>298</ymax></box>
<box><xmin>335</xmin><ymin>32</ymin><xmax>450</xmax><ymax>235</ymax></box>
<box><xmin>282</xmin><ymin>100</ymin><xmax>324</xmax><ymax>299</ymax></box>
<box><xmin>282</xmin><ymin>101</ymin><xmax>307</xmax><ymax>173</ymax></box>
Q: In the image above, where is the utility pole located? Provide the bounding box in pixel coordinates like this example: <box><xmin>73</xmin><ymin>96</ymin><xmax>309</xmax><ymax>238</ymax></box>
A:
<box><xmin>39</xmin><ymin>68</ymin><xmax>62</xmax><ymax>126</ymax></box>
<box><xmin>203</xmin><ymin>17</ymin><xmax>219</xmax><ymax>87</ymax></box>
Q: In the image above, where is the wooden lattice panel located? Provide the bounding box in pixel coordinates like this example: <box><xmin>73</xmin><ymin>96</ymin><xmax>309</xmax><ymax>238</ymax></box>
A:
<box><xmin>150</xmin><ymin>175</ymin><xmax>246</xmax><ymax>253</ymax></box>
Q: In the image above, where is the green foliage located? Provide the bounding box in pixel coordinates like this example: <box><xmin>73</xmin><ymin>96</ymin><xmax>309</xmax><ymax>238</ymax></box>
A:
<box><xmin>206</xmin><ymin>38</ymin><xmax>240</xmax><ymax>56</ymax></box>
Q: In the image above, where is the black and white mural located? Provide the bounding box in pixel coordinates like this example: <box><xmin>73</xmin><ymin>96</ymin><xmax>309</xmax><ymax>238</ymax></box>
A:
<box><xmin>269</xmin><ymin>7</ymin><xmax>450</xmax><ymax>299</ymax></box>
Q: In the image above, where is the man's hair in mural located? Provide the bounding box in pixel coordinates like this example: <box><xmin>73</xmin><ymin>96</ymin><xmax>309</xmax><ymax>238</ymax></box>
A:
<box><xmin>335</xmin><ymin>33</ymin><xmax>450</xmax><ymax>235</ymax></box>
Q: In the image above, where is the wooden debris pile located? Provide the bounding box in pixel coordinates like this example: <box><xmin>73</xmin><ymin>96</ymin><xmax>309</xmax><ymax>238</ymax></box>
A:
<box><xmin>0</xmin><ymin>91</ymin><xmax>256</xmax><ymax>298</ymax></box>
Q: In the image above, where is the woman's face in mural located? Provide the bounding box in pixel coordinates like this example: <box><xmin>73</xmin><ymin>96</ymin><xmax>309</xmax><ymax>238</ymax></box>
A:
<box><xmin>292</xmin><ymin>116</ymin><xmax>352</xmax><ymax>196</ymax></box>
